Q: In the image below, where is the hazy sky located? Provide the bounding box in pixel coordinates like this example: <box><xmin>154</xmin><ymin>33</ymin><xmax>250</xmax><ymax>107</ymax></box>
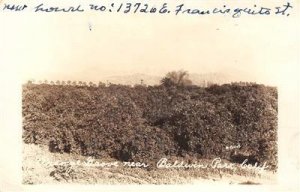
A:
<box><xmin>1</xmin><ymin>0</ymin><xmax>299</xmax><ymax>86</ymax></box>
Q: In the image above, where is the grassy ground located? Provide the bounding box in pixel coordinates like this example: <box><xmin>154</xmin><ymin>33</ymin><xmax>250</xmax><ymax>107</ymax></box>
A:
<box><xmin>22</xmin><ymin>143</ymin><xmax>276</xmax><ymax>185</ymax></box>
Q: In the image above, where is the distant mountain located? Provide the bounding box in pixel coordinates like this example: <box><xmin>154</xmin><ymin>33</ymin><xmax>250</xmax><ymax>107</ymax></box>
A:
<box><xmin>100</xmin><ymin>73</ymin><xmax>161</xmax><ymax>86</ymax></box>
<box><xmin>101</xmin><ymin>73</ymin><xmax>234</xmax><ymax>86</ymax></box>
<box><xmin>189</xmin><ymin>73</ymin><xmax>234</xmax><ymax>86</ymax></box>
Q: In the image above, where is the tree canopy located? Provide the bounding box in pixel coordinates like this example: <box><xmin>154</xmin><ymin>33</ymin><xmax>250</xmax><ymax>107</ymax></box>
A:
<box><xmin>161</xmin><ymin>70</ymin><xmax>193</xmax><ymax>87</ymax></box>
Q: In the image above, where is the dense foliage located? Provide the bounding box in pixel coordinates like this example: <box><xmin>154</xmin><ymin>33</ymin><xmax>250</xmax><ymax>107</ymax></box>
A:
<box><xmin>22</xmin><ymin>83</ymin><xmax>277</xmax><ymax>169</ymax></box>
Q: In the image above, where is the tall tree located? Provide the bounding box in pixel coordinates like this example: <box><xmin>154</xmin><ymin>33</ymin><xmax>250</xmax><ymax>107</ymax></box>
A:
<box><xmin>161</xmin><ymin>70</ymin><xmax>192</xmax><ymax>87</ymax></box>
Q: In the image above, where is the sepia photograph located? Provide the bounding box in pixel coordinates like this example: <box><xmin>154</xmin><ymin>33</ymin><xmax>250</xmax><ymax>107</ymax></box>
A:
<box><xmin>0</xmin><ymin>0</ymin><xmax>299</xmax><ymax>191</ymax></box>
<box><xmin>22</xmin><ymin>71</ymin><xmax>278</xmax><ymax>185</ymax></box>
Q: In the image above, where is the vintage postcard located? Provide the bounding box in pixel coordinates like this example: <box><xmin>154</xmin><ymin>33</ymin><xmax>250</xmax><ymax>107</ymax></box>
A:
<box><xmin>0</xmin><ymin>0</ymin><xmax>299</xmax><ymax>191</ymax></box>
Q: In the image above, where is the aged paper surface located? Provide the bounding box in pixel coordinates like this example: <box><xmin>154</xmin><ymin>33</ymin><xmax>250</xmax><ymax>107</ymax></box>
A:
<box><xmin>0</xmin><ymin>0</ymin><xmax>299</xmax><ymax>191</ymax></box>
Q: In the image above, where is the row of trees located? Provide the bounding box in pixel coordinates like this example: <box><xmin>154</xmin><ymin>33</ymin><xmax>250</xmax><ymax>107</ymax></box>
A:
<box><xmin>27</xmin><ymin>70</ymin><xmax>193</xmax><ymax>87</ymax></box>
<box><xmin>22</xmin><ymin>74</ymin><xmax>278</xmax><ymax>169</ymax></box>
<box><xmin>27</xmin><ymin>80</ymin><xmax>107</xmax><ymax>87</ymax></box>
<box><xmin>26</xmin><ymin>70</ymin><xmax>259</xmax><ymax>88</ymax></box>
